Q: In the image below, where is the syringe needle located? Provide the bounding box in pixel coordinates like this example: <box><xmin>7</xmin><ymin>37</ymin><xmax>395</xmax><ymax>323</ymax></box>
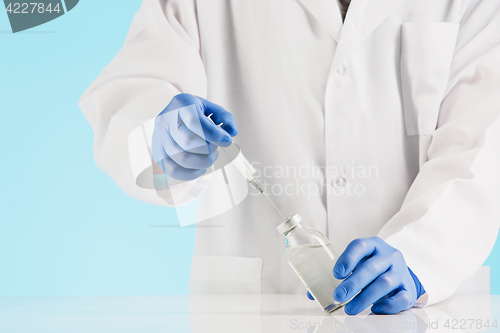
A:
<box><xmin>249</xmin><ymin>178</ymin><xmax>285</xmax><ymax>219</ymax></box>
<box><xmin>263</xmin><ymin>192</ymin><xmax>286</xmax><ymax>219</ymax></box>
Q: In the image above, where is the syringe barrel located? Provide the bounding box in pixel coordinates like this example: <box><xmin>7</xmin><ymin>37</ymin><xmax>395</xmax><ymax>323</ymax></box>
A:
<box><xmin>223</xmin><ymin>144</ymin><xmax>257</xmax><ymax>181</ymax></box>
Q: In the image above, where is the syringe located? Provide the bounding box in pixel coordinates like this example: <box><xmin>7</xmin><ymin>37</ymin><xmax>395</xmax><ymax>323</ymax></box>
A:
<box><xmin>207</xmin><ymin>113</ymin><xmax>285</xmax><ymax>219</ymax></box>
<box><xmin>225</xmin><ymin>145</ymin><xmax>285</xmax><ymax>219</ymax></box>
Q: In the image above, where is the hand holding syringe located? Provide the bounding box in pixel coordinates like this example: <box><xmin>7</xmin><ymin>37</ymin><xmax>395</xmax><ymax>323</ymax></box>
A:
<box><xmin>152</xmin><ymin>93</ymin><xmax>285</xmax><ymax>218</ymax></box>
<box><xmin>152</xmin><ymin>94</ymin><xmax>237</xmax><ymax>181</ymax></box>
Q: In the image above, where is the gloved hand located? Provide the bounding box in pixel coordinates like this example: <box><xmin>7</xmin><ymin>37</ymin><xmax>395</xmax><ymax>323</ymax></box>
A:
<box><xmin>152</xmin><ymin>93</ymin><xmax>238</xmax><ymax>181</ymax></box>
<box><xmin>307</xmin><ymin>237</ymin><xmax>425</xmax><ymax>315</ymax></box>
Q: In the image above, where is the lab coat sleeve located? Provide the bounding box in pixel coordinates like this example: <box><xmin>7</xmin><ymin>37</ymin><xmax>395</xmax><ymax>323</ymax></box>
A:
<box><xmin>378</xmin><ymin>1</ymin><xmax>500</xmax><ymax>305</ymax></box>
<box><xmin>78</xmin><ymin>0</ymin><xmax>207</xmax><ymax>206</ymax></box>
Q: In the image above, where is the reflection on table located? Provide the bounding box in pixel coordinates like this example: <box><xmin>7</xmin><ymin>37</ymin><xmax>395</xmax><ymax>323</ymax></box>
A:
<box><xmin>0</xmin><ymin>292</ymin><xmax>497</xmax><ymax>332</ymax></box>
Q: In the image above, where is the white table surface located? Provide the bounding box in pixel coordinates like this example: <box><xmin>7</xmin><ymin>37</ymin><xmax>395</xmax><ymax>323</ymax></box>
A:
<box><xmin>1</xmin><ymin>293</ymin><xmax>498</xmax><ymax>332</ymax></box>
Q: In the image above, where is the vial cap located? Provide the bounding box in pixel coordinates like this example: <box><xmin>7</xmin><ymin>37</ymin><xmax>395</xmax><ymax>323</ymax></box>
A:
<box><xmin>276</xmin><ymin>213</ymin><xmax>302</xmax><ymax>235</ymax></box>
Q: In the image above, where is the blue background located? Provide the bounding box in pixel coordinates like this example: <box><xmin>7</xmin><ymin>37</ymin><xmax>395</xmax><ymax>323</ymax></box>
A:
<box><xmin>0</xmin><ymin>0</ymin><xmax>498</xmax><ymax>297</ymax></box>
<box><xmin>0</xmin><ymin>0</ymin><xmax>194</xmax><ymax>297</ymax></box>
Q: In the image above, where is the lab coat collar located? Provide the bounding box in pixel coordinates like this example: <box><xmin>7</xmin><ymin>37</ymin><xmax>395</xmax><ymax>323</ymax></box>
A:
<box><xmin>332</xmin><ymin>0</ymin><xmax>403</xmax><ymax>70</ymax></box>
<box><xmin>297</xmin><ymin>0</ymin><xmax>403</xmax><ymax>70</ymax></box>
<box><xmin>296</xmin><ymin>0</ymin><xmax>343</xmax><ymax>42</ymax></box>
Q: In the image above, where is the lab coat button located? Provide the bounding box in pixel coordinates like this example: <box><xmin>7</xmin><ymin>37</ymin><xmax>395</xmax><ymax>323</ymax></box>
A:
<box><xmin>333</xmin><ymin>176</ymin><xmax>347</xmax><ymax>188</ymax></box>
<box><xmin>336</xmin><ymin>65</ymin><xmax>347</xmax><ymax>76</ymax></box>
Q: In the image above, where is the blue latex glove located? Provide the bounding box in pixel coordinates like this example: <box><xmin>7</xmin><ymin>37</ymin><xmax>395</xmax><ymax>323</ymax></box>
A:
<box><xmin>307</xmin><ymin>237</ymin><xmax>425</xmax><ymax>315</ymax></box>
<box><xmin>152</xmin><ymin>93</ymin><xmax>238</xmax><ymax>181</ymax></box>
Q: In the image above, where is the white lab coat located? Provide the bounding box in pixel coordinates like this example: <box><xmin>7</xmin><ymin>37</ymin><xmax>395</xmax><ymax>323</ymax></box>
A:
<box><xmin>79</xmin><ymin>0</ymin><xmax>500</xmax><ymax>305</ymax></box>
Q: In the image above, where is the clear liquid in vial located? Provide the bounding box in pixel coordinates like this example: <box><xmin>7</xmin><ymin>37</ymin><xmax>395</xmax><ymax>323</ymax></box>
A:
<box><xmin>287</xmin><ymin>243</ymin><xmax>347</xmax><ymax>313</ymax></box>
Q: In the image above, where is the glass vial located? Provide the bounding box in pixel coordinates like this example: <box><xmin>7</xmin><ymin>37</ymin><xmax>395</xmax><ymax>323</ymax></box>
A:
<box><xmin>277</xmin><ymin>214</ymin><xmax>350</xmax><ymax>313</ymax></box>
